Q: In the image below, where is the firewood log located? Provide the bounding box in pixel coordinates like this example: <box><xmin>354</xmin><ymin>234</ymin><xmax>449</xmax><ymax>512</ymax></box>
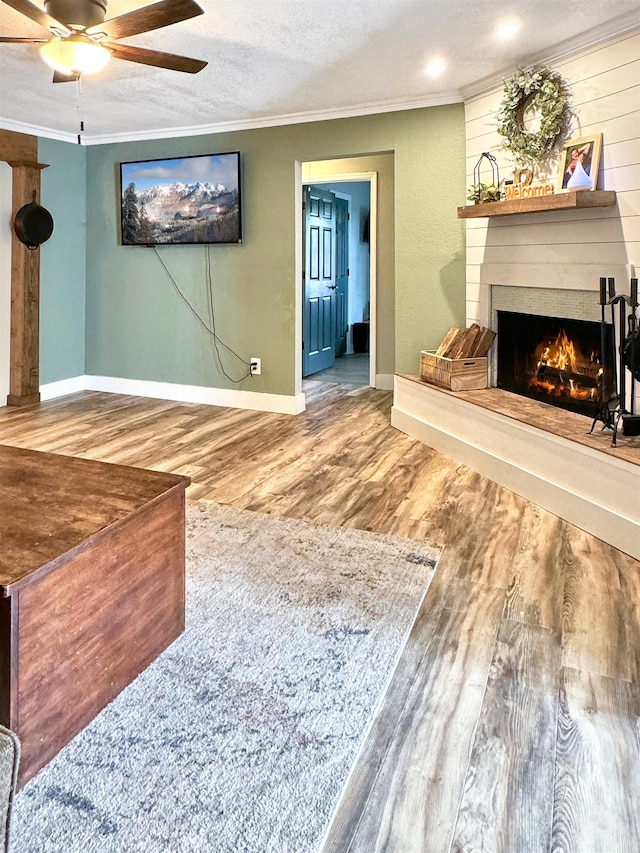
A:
<box><xmin>459</xmin><ymin>324</ymin><xmax>482</xmax><ymax>358</ymax></box>
<box><xmin>470</xmin><ymin>327</ymin><xmax>496</xmax><ymax>358</ymax></box>
<box><xmin>536</xmin><ymin>365</ymin><xmax>599</xmax><ymax>388</ymax></box>
<box><xmin>448</xmin><ymin>324</ymin><xmax>480</xmax><ymax>359</ymax></box>
<box><xmin>435</xmin><ymin>328</ymin><xmax>462</xmax><ymax>357</ymax></box>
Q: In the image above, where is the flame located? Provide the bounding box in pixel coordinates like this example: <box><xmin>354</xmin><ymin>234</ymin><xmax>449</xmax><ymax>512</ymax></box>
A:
<box><xmin>542</xmin><ymin>329</ymin><xmax>578</xmax><ymax>371</ymax></box>
<box><xmin>528</xmin><ymin>328</ymin><xmax>602</xmax><ymax>401</ymax></box>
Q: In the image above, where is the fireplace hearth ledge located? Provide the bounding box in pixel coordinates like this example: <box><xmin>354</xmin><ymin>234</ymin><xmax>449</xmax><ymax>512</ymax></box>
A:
<box><xmin>392</xmin><ymin>374</ymin><xmax>640</xmax><ymax>562</ymax></box>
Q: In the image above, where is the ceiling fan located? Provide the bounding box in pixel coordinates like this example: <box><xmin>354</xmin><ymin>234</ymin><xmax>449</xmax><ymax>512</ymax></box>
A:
<box><xmin>0</xmin><ymin>0</ymin><xmax>207</xmax><ymax>81</ymax></box>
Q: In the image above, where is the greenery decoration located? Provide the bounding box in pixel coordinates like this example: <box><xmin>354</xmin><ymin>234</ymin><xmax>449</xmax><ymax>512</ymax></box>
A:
<box><xmin>496</xmin><ymin>65</ymin><xmax>570</xmax><ymax>163</ymax></box>
<box><xmin>466</xmin><ymin>181</ymin><xmax>503</xmax><ymax>203</ymax></box>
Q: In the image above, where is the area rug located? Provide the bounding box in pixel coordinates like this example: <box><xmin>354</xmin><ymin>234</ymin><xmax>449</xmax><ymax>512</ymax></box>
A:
<box><xmin>13</xmin><ymin>501</ymin><xmax>440</xmax><ymax>853</ymax></box>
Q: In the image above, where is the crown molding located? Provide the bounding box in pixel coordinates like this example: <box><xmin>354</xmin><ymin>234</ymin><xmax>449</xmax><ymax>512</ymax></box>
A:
<box><xmin>462</xmin><ymin>11</ymin><xmax>640</xmax><ymax>101</ymax></box>
<box><xmin>84</xmin><ymin>92</ymin><xmax>461</xmax><ymax>145</ymax></box>
<box><xmin>0</xmin><ymin>116</ymin><xmax>77</xmax><ymax>144</ymax></box>
<box><xmin>1</xmin><ymin>93</ymin><xmax>460</xmax><ymax>147</ymax></box>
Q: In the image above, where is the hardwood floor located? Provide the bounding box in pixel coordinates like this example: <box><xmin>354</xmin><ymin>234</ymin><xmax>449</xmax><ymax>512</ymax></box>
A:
<box><xmin>310</xmin><ymin>352</ymin><xmax>370</xmax><ymax>387</ymax></box>
<box><xmin>1</xmin><ymin>379</ymin><xmax>638</xmax><ymax>852</ymax></box>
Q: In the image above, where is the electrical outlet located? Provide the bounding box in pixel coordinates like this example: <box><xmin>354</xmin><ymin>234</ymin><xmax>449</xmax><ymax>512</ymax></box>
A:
<box><xmin>250</xmin><ymin>357</ymin><xmax>261</xmax><ymax>376</ymax></box>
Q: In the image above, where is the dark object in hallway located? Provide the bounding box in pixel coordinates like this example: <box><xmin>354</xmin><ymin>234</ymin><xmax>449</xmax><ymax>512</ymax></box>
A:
<box><xmin>352</xmin><ymin>321</ymin><xmax>369</xmax><ymax>353</ymax></box>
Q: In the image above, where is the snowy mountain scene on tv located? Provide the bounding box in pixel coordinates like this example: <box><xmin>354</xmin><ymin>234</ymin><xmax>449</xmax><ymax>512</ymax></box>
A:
<box><xmin>120</xmin><ymin>152</ymin><xmax>242</xmax><ymax>245</ymax></box>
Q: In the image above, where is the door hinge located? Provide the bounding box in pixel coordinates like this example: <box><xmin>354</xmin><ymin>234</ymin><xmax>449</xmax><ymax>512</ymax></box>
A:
<box><xmin>303</xmin><ymin>201</ymin><xmax>306</xmax><ymax>210</ymax></box>
<box><xmin>347</xmin><ymin>213</ymin><xmax>351</xmax><ymax>220</ymax></box>
<box><xmin>347</xmin><ymin>268</ymin><xmax>350</xmax><ymax>276</ymax></box>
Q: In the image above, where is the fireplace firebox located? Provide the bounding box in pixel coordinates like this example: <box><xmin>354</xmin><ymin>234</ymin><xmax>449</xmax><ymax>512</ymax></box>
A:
<box><xmin>497</xmin><ymin>310</ymin><xmax>613</xmax><ymax>417</ymax></box>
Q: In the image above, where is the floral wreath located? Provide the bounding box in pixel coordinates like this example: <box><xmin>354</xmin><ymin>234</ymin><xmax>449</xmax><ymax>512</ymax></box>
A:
<box><xmin>496</xmin><ymin>66</ymin><xmax>570</xmax><ymax>162</ymax></box>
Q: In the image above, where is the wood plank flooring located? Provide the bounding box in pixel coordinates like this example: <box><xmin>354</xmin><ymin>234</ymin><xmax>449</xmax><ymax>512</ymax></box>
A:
<box><xmin>1</xmin><ymin>377</ymin><xmax>638</xmax><ymax>852</ymax></box>
<box><xmin>311</xmin><ymin>353</ymin><xmax>370</xmax><ymax>386</ymax></box>
<box><xmin>451</xmin><ymin>620</ymin><xmax>561</xmax><ymax>853</ymax></box>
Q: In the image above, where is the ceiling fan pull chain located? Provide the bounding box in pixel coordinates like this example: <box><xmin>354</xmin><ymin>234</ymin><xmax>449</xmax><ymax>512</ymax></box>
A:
<box><xmin>76</xmin><ymin>75</ymin><xmax>84</xmax><ymax>144</ymax></box>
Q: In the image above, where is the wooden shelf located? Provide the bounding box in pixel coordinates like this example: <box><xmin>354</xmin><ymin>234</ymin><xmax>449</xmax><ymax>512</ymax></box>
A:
<box><xmin>457</xmin><ymin>190</ymin><xmax>617</xmax><ymax>219</ymax></box>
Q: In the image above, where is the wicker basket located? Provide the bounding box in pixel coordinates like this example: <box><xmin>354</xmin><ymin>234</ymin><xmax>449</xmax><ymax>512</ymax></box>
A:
<box><xmin>420</xmin><ymin>351</ymin><xmax>488</xmax><ymax>391</ymax></box>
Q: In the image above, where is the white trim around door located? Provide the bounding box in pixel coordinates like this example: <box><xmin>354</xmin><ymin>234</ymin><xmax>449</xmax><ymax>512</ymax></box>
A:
<box><xmin>295</xmin><ymin>166</ymin><xmax>378</xmax><ymax>398</ymax></box>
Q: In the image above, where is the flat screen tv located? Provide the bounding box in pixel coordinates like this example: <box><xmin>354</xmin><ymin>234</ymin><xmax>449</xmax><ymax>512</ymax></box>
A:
<box><xmin>120</xmin><ymin>151</ymin><xmax>242</xmax><ymax>246</ymax></box>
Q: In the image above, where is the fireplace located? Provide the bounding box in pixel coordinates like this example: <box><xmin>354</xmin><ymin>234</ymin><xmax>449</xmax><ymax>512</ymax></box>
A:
<box><xmin>497</xmin><ymin>310</ymin><xmax>613</xmax><ymax>417</ymax></box>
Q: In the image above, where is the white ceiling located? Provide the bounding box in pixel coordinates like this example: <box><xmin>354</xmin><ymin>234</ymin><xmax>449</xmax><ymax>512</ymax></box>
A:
<box><xmin>1</xmin><ymin>0</ymin><xmax>639</xmax><ymax>143</ymax></box>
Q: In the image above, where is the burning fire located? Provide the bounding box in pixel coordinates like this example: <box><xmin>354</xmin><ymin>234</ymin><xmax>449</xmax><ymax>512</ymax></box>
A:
<box><xmin>529</xmin><ymin>328</ymin><xmax>602</xmax><ymax>401</ymax></box>
<box><xmin>540</xmin><ymin>330</ymin><xmax>576</xmax><ymax>371</ymax></box>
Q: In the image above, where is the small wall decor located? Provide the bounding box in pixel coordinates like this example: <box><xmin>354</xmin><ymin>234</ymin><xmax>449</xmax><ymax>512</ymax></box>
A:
<box><xmin>504</xmin><ymin>167</ymin><xmax>555</xmax><ymax>200</ymax></box>
<box><xmin>467</xmin><ymin>152</ymin><xmax>503</xmax><ymax>203</ymax></box>
<box><xmin>14</xmin><ymin>195</ymin><xmax>54</xmax><ymax>250</ymax></box>
<box><xmin>555</xmin><ymin>133</ymin><xmax>602</xmax><ymax>192</ymax></box>
<box><xmin>496</xmin><ymin>65</ymin><xmax>571</xmax><ymax>163</ymax></box>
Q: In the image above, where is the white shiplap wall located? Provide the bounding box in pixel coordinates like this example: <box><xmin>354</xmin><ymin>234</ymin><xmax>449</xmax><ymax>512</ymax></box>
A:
<box><xmin>464</xmin><ymin>28</ymin><xmax>640</xmax><ymax>327</ymax></box>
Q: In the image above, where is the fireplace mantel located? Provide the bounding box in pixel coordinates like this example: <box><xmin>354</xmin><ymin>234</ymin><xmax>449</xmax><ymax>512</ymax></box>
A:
<box><xmin>457</xmin><ymin>190</ymin><xmax>616</xmax><ymax>219</ymax></box>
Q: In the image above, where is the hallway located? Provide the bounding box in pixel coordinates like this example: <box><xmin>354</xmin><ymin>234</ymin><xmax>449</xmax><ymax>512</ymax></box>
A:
<box><xmin>304</xmin><ymin>352</ymin><xmax>370</xmax><ymax>388</ymax></box>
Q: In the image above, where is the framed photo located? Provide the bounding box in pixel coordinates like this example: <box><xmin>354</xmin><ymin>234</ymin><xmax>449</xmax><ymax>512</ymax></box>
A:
<box><xmin>120</xmin><ymin>151</ymin><xmax>242</xmax><ymax>245</ymax></box>
<box><xmin>556</xmin><ymin>133</ymin><xmax>602</xmax><ymax>193</ymax></box>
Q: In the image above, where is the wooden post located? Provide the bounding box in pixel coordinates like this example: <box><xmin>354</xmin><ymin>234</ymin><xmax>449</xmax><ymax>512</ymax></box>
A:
<box><xmin>6</xmin><ymin>161</ymin><xmax>48</xmax><ymax>407</ymax></box>
<box><xmin>0</xmin><ymin>130</ymin><xmax>37</xmax><ymax>163</ymax></box>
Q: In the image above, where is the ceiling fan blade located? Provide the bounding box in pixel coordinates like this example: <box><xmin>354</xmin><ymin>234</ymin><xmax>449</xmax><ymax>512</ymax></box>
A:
<box><xmin>104</xmin><ymin>41</ymin><xmax>207</xmax><ymax>74</ymax></box>
<box><xmin>0</xmin><ymin>36</ymin><xmax>49</xmax><ymax>42</ymax></box>
<box><xmin>0</xmin><ymin>0</ymin><xmax>66</xmax><ymax>33</ymax></box>
<box><xmin>87</xmin><ymin>0</ymin><xmax>203</xmax><ymax>41</ymax></box>
<box><xmin>52</xmin><ymin>69</ymin><xmax>78</xmax><ymax>82</ymax></box>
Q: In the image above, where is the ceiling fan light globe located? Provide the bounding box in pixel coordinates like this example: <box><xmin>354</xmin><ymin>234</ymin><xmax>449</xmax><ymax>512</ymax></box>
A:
<box><xmin>40</xmin><ymin>35</ymin><xmax>111</xmax><ymax>75</ymax></box>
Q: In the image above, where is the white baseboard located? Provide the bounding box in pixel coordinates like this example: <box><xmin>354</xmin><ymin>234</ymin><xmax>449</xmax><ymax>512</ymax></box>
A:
<box><xmin>392</xmin><ymin>375</ymin><xmax>640</xmax><ymax>562</ymax></box>
<box><xmin>40</xmin><ymin>376</ymin><xmax>86</xmax><ymax>401</ymax></box>
<box><xmin>40</xmin><ymin>375</ymin><xmax>306</xmax><ymax>415</ymax></box>
<box><xmin>375</xmin><ymin>373</ymin><xmax>394</xmax><ymax>390</ymax></box>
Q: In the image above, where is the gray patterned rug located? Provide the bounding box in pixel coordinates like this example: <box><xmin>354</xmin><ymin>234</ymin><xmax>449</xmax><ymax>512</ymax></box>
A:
<box><xmin>13</xmin><ymin>501</ymin><xmax>439</xmax><ymax>853</ymax></box>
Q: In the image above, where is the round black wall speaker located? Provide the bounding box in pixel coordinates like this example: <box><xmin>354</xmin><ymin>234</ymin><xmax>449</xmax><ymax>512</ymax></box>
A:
<box><xmin>14</xmin><ymin>201</ymin><xmax>54</xmax><ymax>250</ymax></box>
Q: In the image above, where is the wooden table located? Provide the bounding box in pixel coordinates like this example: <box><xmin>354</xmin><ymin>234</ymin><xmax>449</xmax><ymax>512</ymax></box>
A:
<box><xmin>0</xmin><ymin>445</ymin><xmax>190</xmax><ymax>787</ymax></box>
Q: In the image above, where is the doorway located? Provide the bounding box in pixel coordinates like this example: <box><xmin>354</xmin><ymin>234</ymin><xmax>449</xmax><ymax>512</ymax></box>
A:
<box><xmin>297</xmin><ymin>164</ymin><xmax>377</xmax><ymax>395</ymax></box>
<box><xmin>302</xmin><ymin>180</ymin><xmax>371</xmax><ymax>386</ymax></box>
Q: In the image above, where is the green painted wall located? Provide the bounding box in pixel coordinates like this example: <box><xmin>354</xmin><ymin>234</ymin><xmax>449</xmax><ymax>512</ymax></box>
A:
<box><xmin>39</xmin><ymin>137</ymin><xmax>86</xmax><ymax>384</ymax></box>
<box><xmin>85</xmin><ymin>105</ymin><xmax>466</xmax><ymax>395</ymax></box>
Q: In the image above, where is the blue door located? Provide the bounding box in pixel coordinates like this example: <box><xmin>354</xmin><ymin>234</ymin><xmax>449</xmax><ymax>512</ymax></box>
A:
<box><xmin>303</xmin><ymin>186</ymin><xmax>336</xmax><ymax>376</ymax></box>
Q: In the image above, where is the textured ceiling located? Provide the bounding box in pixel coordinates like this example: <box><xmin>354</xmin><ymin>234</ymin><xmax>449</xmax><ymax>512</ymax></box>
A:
<box><xmin>1</xmin><ymin>0</ymin><xmax>639</xmax><ymax>142</ymax></box>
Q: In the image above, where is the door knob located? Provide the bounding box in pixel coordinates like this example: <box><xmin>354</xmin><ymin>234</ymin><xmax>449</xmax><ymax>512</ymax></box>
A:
<box><xmin>326</xmin><ymin>285</ymin><xmax>337</xmax><ymax>290</ymax></box>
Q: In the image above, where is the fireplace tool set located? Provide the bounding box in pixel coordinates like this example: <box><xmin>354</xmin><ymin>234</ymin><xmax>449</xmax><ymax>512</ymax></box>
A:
<box><xmin>590</xmin><ymin>276</ymin><xmax>640</xmax><ymax>444</ymax></box>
